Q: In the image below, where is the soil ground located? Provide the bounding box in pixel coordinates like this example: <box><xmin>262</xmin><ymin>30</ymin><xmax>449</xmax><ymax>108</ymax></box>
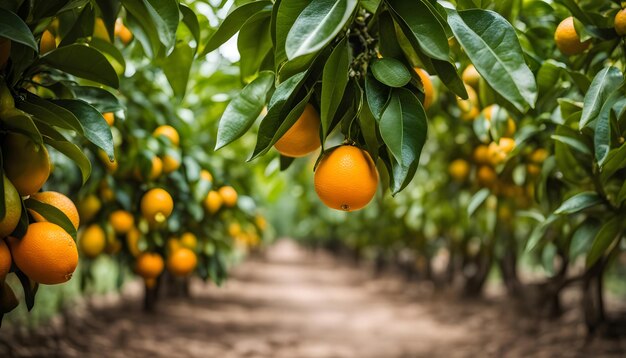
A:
<box><xmin>1</xmin><ymin>240</ymin><xmax>625</xmax><ymax>358</ymax></box>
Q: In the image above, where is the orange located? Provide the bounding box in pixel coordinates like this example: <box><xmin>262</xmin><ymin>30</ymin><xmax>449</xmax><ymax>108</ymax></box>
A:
<box><xmin>110</xmin><ymin>210</ymin><xmax>134</xmax><ymax>234</ymax></box>
<box><xmin>2</xmin><ymin>132</ymin><xmax>50</xmax><ymax>196</ymax></box>
<box><xmin>79</xmin><ymin>224</ymin><xmax>106</xmax><ymax>259</ymax></box>
<box><xmin>0</xmin><ymin>239</ymin><xmax>11</xmax><ymax>280</ymax></box>
<box><xmin>114</xmin><ymin>19</ymin><xmax>133</xmax><ymax>45</ymax></box>
<box><xmin>29</xmin><ymin>191</ymin><xmax>80</xmax><ymax>230</ymax></box>
<box><xmin>140</xmin><ymin>188</ymin><xmax>173</xmax><ymax>224</ymax></box>
<box><xmin>98</xmin><ymin>149</ymin><xmax>118</xmax><ymax>173</ymax></box>
<box><xmin>40</xmin><ymin>30</ymin><xmax>56</xmax><ymax>55</ymax></box>
<box><xmin>204</xmin><ymin>190</ymin><xmax>222</xmax><ymax>214</ymax></box>
<box><xmin>8</xmin><ymin>222</ymin><xmax>78</xmax><ymax>285</ymax></box>
<box><xmin>135</xmin><ymin>252</ymin><xmax>164</xmax><ymax>284</ymax></box>
<box><xmin>498</xmin><ymin>138</ymin><xmax>516</xmax><ymax>154</ymax></box>
<box><xmin>414</xmin><ymin>68</ymin><xmax>434</xmax><ymax>109</ymax></box>
<box><xmin>487</xmin><ymin>142</ymin><xmax>507</xmax><ymax>166</ymax></box>
<box><xmin>167</xmin><ymin>248</ymin><xmax>197</xmax><ymax>277</ymax></box>
<box><xmin>161</xmin><ymin>154</ymin><xmax>180</xmax><ymax>174</ymax></box>
<box><xmin>219</xmin><ymin>186</ymin><xmax>238</xmax><ymax>207</ymax></box>
<box><xmin>126</xmin><ymin>227</ymin><xmax>142</xmax><ymax>257</ymax></box>
<box><xmin>255</xmin><ymin>215</ymin><xmax>267</xmax><ymax>231</ymax></box>
<box><xmin>529</xmin><ymin>148</ymin><xmax>548</xmax><ymax>164</ymax></box>
<box><xmin>105</xmin><ymin>230</ymin><xmax>122</xmax><ymax>254</ymax></box>
<box><xmin>458</xmin><ymin>85</ymin><xmax>479</xmax><ymax>121</ymax></box>
<box><xmin>448</xmin><ymin>159</ymin><xmax>470</xmax><ymax>182</ymax></box>
<box><xmin>228</xmin><ymin>222</ymin><xmax>242</xmax><ymax>238</ymax></box>
<box><xmin>99</xmin><ymin>180</ymin><xmax>115</xmax><ymax>202</ymax></box>
<box><xmin>0</xmin><ymin>37</ymin><xmax>10</xmax><ymax>69</ymax></box>
<box><xmin>527</xmin><ymin>164</ymin><xmax>541</xmax><ymax>177</ymax></box>
<box><xmin>462</xmin><ymin>64</ymin><xmax>480</xmax><ymax>88</ymax></box>
<box><xmin>200</xmin><ymin>169</ymin><xmax>213</xmax><ymax>182</ymax></box>
<box><xmin>180</xmin><ymin>232</ymin><xmax>197</xmax><ymax>250</ymax></box>
<box><xmin>93</xmin><ymin>18</ymin><xmax>111</xmax><ymax>42</ymax></box>
<box><xmin>555</xmin><ymin>17</ymin><xmax>590</xmax><ymax>56</ymax></box>
<box><xmin>477</xmin><ymin>166</ymin><xmax>497</xmax><ymax>187</ymax></box>
<box><xmin>473</xmin><ymin>145</ymin><xmax>490</xmax><ymax>164</ymax></box>
<box><xmin>314</xmin><ymin>145</ymin><xmax>378</xmax><ymax>211</ymax></box>
<box><xmin>153</xmin><ymin>125</ymin><xmax>180</xmax><ymax>146</ymax></box>
<box><xmin>149</xmin><ymin>156</ymin><xmax>163</xmax><ymax>179</ymax></box>
<box><xmin>0</xmin><ymin>175</ymin><xmax>21</xmax><ymax>238</ymax></box>
<box><xmin>482</xmin><ymin>105</ymin><xmax>516</xmax><ymax>137</ymax></box>
<box><xmin>103</xmin><ymin>112</ymin><xmax>115</xmax><ymax>126</ymax></box>
<box><xmin>77</xmin><ymin>194</ymin><xmax>101</xmax><ymax>223</ymax></box>
<box><xmin>167</xmin><ymin>237</ymin><xmax>181</xmax><ymax>253</ymax></box>
<box><xmin>274</xmin><ymin>103</ymin><xmax>321</xmax><ymax>157</ymax></box>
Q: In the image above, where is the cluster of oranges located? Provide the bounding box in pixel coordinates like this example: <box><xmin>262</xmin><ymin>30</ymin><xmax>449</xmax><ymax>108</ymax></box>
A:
<box><xmin>554</xmin><ymin>10</ymin><xmax>626</xmax><ymax>56</ymax></box>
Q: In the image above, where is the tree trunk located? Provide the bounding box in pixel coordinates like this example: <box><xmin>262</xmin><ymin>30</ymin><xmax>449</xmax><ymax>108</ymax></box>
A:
<box><xmin>582</xmin><ymin>260</ymin><xmax>606</xmax><ymax>335</ymax></box>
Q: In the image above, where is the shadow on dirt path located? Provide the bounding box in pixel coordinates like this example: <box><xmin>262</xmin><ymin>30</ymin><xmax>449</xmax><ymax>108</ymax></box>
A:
<box><xmin>1</xmin><ymin>240</ymin><xmax>624</xmax><ymax>357</ymax></box>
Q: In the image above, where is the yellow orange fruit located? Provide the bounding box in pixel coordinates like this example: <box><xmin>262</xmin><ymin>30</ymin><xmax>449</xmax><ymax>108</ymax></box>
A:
<box><xmin>167</xmin><ymin>248</ymin><xmax>197</xmax><ymax>277</ymax></box>
<box><xmin>477</xmin><ymin>166</ymin><xmax>497</xmax><ymax>187</ymax></box>
<box><xmin>110</xmin><ymin>210</ymin><xmax>134</xmax><ymax>234</ymax></box>
<box><xmin>161</xmin><ymin>154</ymin><xmax>180</xmax><ymax>174</ymax></box>
<box><xmin>458</xmin><ymin>85</ymin><xmax>479</xmax><ymax>121</ymax></box>
<box><xmin>314</xmin><ymin>145</ymin><xmax>378</xmax><ymax>211</ymax></box>
<box><xmin>135</xmin><ymin>252</ymin><xmax>163</xmax><ymax>280</ymax></box>
<box><xmin>200</xmin><ymin>169</ymin><xmax>213</xmax><ymax>182</ymax></box>
<box><xmin>153</xmin><ymin>125</ymin><xmax>180</xmax><ymax>146</ymax></box>
<box><xmin>255</xmin><ymin>215</ymin><xmax>267</xmax><ymax>231</ymax></box>
<box><xmin>77</xmin><ymin>194</ymin><xmax>101</xmax><ymax>223</ymax></box>
<box><xmin>228</xmin><ymin>222</ymin><xmax>242</xmax><ymax>238</ymax></box>
<box><xmin>555</xmin><ymin>17</ymin><xmax>590</xmax><ymax>56</ymax></box>
<box><xmin>98</xmin><ymin>149</ymin><xmax>118</xmax><ymax>173</ymax></box>
<box><xmin>114</xmin><ymin>19</ymin><xmax>133</xmax><ymax>45</ymax></box>
<box><xmin>0</xmin><ymin>239</ymin><xmax>11</xmax><ymax>280</ymax></box>
<box><xmin>0</xmin><ymin>37</ymin><xmax>10</xmax><ymax>68</ymax></box>
<box><xmin>219</xmin><ymin>186</ymin><xmax>238</xmax><ymax>207</ymax></box>
<box><xmin>79</xmin><ymin>224</ymin><xmax>106</xmax><ymax>259</ymax></box>
<box><xmin>150</xmin><ymin>156</ymin><xmax>163</xmax><ymax>179</ymax></box>
<box><xmin>529</xmin><ymin>148</ymin><xmax>548</xmax><ymax>164</ymax></box>
<box><xmin>498</xmin><ymin>138</ymin><xmax>516</xmax><ymax>154</ymax></box>
<box><xmin>40</xmin><ymin>30</ymin><xmax>56</xmax><ymax>55</ymax></box>
<box><xmin>29</xmin><ymin>191</ymin><xmax>80</xmax><ymax>230</ymax></box>
<box><xmin>99</xmin><ymin>181</ymin><xmax>115</xmax><ymax>202</ymax></box>
<box><xmin>2</xmin><ymin>132</ymin><xmax>50</xmax><ymax>196</ymax></box>
<box><xmin>482</xmin><ymin>105</ymin><xmax>516</xmax><ymax>137</ymax></box>
<box><xmin>8</xmin><ymin>222</ymin><xmax>78</xmax><ymax>285</ymax></box>
<box><xmin>204</xmin><ymin>190</ymin><xmax>222</xmax><ymax>214</ymax></box>
<box><xmin>180</xmin><ymin>232</ymin><xmax>197</xmax><ymax>250</ymax></box>
<box><xmin>140</xmin><ymin>188</ymin><xmax>173</xmax><ymax>224</ymax></box>
<box><xmin>449</xmin><ymin>159</ymin><xmax>470</xmax><ymax>182</ymax></box>
<box><xmin>462</xmin><ymin>64</ymin><xmax>480</xmax><ymax>88</ymax></box>
<box><xmin>167</xmin><ymin>237</ymin><xmax>181</xmax><ymax>253</ymax></box>
<box><xmin>414</xmin><ymin>67</ymin><xmax>434</xmax><ymax>109</ymax></box>
<box><xmin>473</xmin><ymin>145</ymin><xmax>490</xmax><ymax>165</ymax></box>
<box><xmin>103</xmin><ymin>112</ymin><xmax>115</xmax><ymax>126</ymax></box>
<box><xmin>93</xmin><ymin>18</ymin><xmax>111</xmax><ymax>42</ymax></box>
<box><xmin>126</xmin><ymin>227</ymin><xmax>142</xmax><ymax>257</ymax></box>
<box><xmin>0</xmin><ymin>175</ymin><xmax>21</xmax><ymax>238</ymax></box>
<box><xmin>527</xmin><ymin>164</ymin><xmax>541</xmax><ymax>177</ymax></box>
<box><xmin>274</xmin><ymin>103</ymin><xmax>321</xmax><ymax>157</ymax></box>
<box><xmin>488</xmin><ymin>142</ymin><xmax>507</xmax><ymax>166</ymax></box>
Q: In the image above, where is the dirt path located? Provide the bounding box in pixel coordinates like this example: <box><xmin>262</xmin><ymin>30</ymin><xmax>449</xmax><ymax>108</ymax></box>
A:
<box><xmin>1</xmin><ymin>240</ymin><xmax>625</xmax><ymax>357</ymax></box>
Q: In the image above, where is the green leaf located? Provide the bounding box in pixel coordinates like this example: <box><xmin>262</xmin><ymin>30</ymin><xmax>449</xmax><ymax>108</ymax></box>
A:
<box><xmin>570</xmin><ymin>218</ymin><xmax>601</xmax><ymax>260</ymax></box>
<box><xmin>446</xmin><ymin>8</ymin><xmax>537</xmax><ymax>111</ymax></box>
<box><xmin>550</xmin><ymin>134</ymin><xmax>591</xmax><ymax>156</ymax></box>
<box><xmin>51</xmin><ymin>99</ymin><xmax>114</xmax><ymax>160</ymax></box>
<box><xmin>201</xmin><ymin>1</ymin><xmax>272</xmax><ymax>56</ymax></box>
<box><xmin>580</xmin><ymin>67</ymin><xmax>623</xmax><ymax>128</ymax></box>
<box><xmin>379</xmin><ymin>88</ymin><xmax>427</xmax><ymax>194</ymax></box>
<box><xmin>0</xmin><ymin>108</ymin><xmax>43</xmax><ymax>145</ymax></box>
<box><xmin>88</xmin><ymin>37</ymin><xmax>126</xmax><ymax>74</ymax></box>
<box><xmin>365</xmin><ymin>73</ymin><xmax>390</xmax><ymax>121</ymax></box>
<box><xmin>0</xmin><ymin>8</ymin><xmax>38</xmax><ymax>51</ymax></box>
<box><xmin>586</xmin><ymin>216</ymin><xmax>622</xmax><ymax>267</ymax></box>
<box><xmin>595</xmin><ymin>91</ymin><xmax>626</xmax><ymax>166</ymax></box>
<box><xmin>69</xmin><ymin>86</ymin><xmax>123</xmax><ymax>113</ymax></box>
<box><xmin>371</xmin><ymin>58</ymin><xmax>411</xmax><ymax>88</ymax></box>
<box><xmin>215</xmin><ymin>71</ymin><xmax>275</xmax><ymax>150</ymax></box>
<box><xmin>468</xmin><ymin>189</ymin><xmax>490</xmax><ymax>217</ymax></box>
<box><xmin>238</xmin><ymin>11</ymin><xmax>273</xmax><ymax>82</ymax></box>
<box><xmin>15</xmin><ymin>270</ymin><xmax>38</xmax><ymax>312</ymax></box>
<box><xmin>161</xmin><ymin>41</ymin><xmax>194</xmax><ymax>98</ymax></box>
<box><xmin>25</xmin><ymin>198</ymin><xmax>77</xmax><ymax>240</ymax></box>
<box><xmin>58</xmin><ymin>3</ymin><xmax>95</xmax><ymax>47</ymax></box>
<box><xmin>41</xmin><ymin>44</ymin><xmax>119</xmax><ymax>88</ymax></box>
<box><xmin>274</xmin><ymin>0</ymin><xmax>309</xmax><ymax>67</ymax></box>
<box><xmin>285</xmin><ymin>0</ymin><xmax>357</xmax><ymax>60</ymax></box>
<box><xmin>554</xmin><ymin>192</ymin><xmax>602</xmax><ymax>215</ymax></box>
<box><xmin>387</xmin><ymin>0</ymin><xmax>449</xmax><ymax>61</ymax></box>
<box><xmin>180</xmin><ymin>5</ymin><xmax>201</xmax><ymax>46</ymax></box>
<box><xmin>321</xmin><ymin>38</ymin><xmax>349</xmax><ymax>141</ymax></box>
<box><xmin>44</xmin><ymin>137</ymin><xmax>91</xmax><ymax>184</ymax></box>
<box><xmin>145</xmin><ymin>0</ymin><xmax>180</xmax><ymax>53</ymax></box>
<box><xmin>432</xmin><ymin>59</ymin><xmax>468</xmax><ymax>99</ymax></box>
<box><xmin>19</xmin><ymin>94</ymin><xmax>84</xmax><ymax>133</ymax></box>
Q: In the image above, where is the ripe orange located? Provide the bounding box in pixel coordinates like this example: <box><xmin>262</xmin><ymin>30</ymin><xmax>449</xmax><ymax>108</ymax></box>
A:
<box><xmin>98</xmin><ymin>149</ymin><xmax>118</xmax><ymax>173</ymax></box>
<box><xmin>29</xmin><ymin>191</ymin><xmax>80</xmax><ymax>230</ymax></box>
<box><xmin>8</xmin><ymin>222</ymin><xmax>78</xmax><ymax>285</ymax></box>
<box><xmin>200</xmin><ymin>169</ymin><xmax>213</xmax><ymax>182</ymax></box>
<box><xmin>93</xmin><ymin>18</ymin><xmax>111</xmax><ymax>42</ymax></box>
<box><xmin>274</xmin><ymin>103</ymin><xmax>321</xmax><ymax>157</ymax></box>
<box><xmin>228</xmin><ymin>222</ymin><xmax>242</xmax><ymax>238</ymax></box>
<box><xmin>255</xmin><ymin>215</ymin><xmax>267</xmax><ymax>231</ymax></box>
<box><xmin>462</xmin><ymin>64</ymin><xmax>480</xmax><ymax>88</ymax></box>
<box><xmin>414</xmin><ymin>68</ymin><xmax>434</xmax><ymax>109</ymax></box>
<box><xmin>0</xmin><ymin>37</ymin><xmax>10</xmax><ymax>69</ymax></box>
<box><xmin>103</xmin><ymin>112</ymin><xmax>115</xmax><ymax>126</ymax></box>
<box><xmin>449</xmin><ymin>159</ymin><xmax>470</xmax><ymax>182</ymax></box>
<box><xmin>529</xmin><ymin>148</ymin><xmax>548</xmax><ymax>164</ymax></box>
<box><xmin>204</xmin><ymin>190</ymin><xmax>222</xmax><ymax>214</ymax></box>
<box><xmin>161</xmin><ymin>154</ymin><xmax>180</xmax><ymax>174</ymax></box>
<box><xmin>153</xmin><ymin>125</ymin><xmax>180</xmax><ymax>146</ymax></box>
<box><xmin>135</xmin><ymin>252</ymin><xmax>164</xmax><ymax>286</ymax></box>
<box><xmin>167</xmin><ymin>237</ymin><xmax>181</xmax><ymax>253</ymax></box>
<box><xmin>498</xmin><ymin>138</ymin><xmax>516</xmax><ymax>153</ymax></box>
<box><xmin>314</xmin><ymin>145</ymin><xmax>379</xmax><ymax>211</ymax></box>
<box><xmin>79</xmin><ymin>224</ymin><xmax>106</xmax><ymax>259</ymax></box>
<box><xmin>482</xmin><ymin>105</ymin><xmax>516</xmax><ymax>137</ymax></box>
<box><xmin>219</xmin><ymin>186</ymin><xmax>238</xmax><ymax>207</ymax></box>
<box><xmin>99</xmin><ymin>180</ymin><xmax>115</xmax><ymax>202</ymax></box>
<box><xmin>458</xmin><ymin>85</ymin><xmax>479</xmax><ymax>121</ymax></box>
<box><xmin>126</xmin><ymin>227</ymin><xmax>142</xmax><ymax>257</ymax></box>
<box><xmin>40</xmin><ymin>30</ymin><xmax>56</xmax><ymax>55</ymax></box>
<box><xmin>527</xmin><ymin>164</ymin><xmax>541</xmax><ymax>177</ymax></box>
<box><xmin>114</xmin><ymin>19</ymin><xmax>133</xmax><ymax>45</ymax></box>
<box><xmin>140</xmin><ymin>188</ymin><xmax>174</xmax><ymax>224</ymax></box>
<box><xmin>477</xmin><ymin>166</ymin><xmax>497</xmax><ymax>187</ymax></box>
<box><xmin>167</xmin><ymin>248</ymin><xmax>197</xmax><ymax>277</ymax></box>
<box><xmin>0</xmin><ymin>175</ymin><xmax>21</xmax><ymax>238</ymax></box>
<box><xmin>78</xmin><ymin>194</ymin><xmax>101</xmax><ymax>223</ymax></box>
<box><xmin>473</xmin><ymin>145</ymin><xmax>490</xmax><ymax>164</ymax></box>
<box><xmin>180</xmin><ymin>232</ymin><xmax>197</xmax><ymax>250</ymax></box>
<box><xmin>555</xmin><ymin>17</ymin><xmax>590</xmax><ymax>56</ymax></box>
<box><xmin>0</xmin><ymin>239</ymin><xmax>11</xmax><ymax>280</ymax></box>
<box><xmin>2</xmin><ymin>132</ymin><xmax>50</xmax><ymax>196</ymax></box>
<box><xmin>110</xmin><ymin>210</ymin><xmax>134</xmax><ymax>234</ymax></box>
<box><xmin>150</xmin><ymin>156</ymin><xmax>163</xmax><ymax>179</ymax></box>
